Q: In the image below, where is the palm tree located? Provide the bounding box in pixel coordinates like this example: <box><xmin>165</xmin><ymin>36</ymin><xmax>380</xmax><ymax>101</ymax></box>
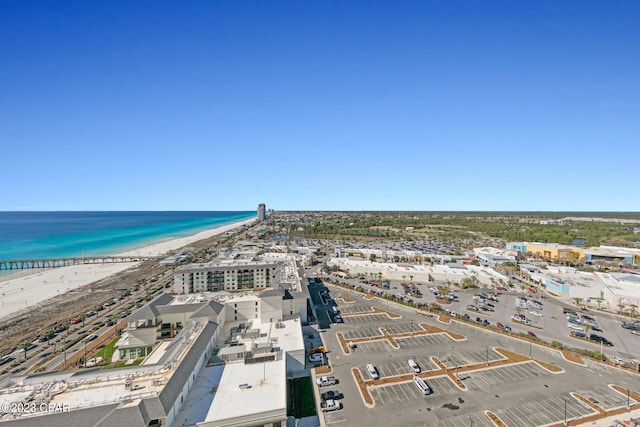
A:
<box><xmin>629</xmin><ymin>304</ymin><xmax>638</xmax><ymax>319</ymax></box>
<box><xmin>442</xmin><ymin>284</ymin><xmax>451</xmax><ymax>296</ymax></box>
<box><xmin>44</xmin><ymin>328</ymin><xmax>54</xmax><ymax>345</ymax></box>
<box><xmin>573</xmin><ymin>297</ymin><xmax>583</xmax><ymax>308</ymax></box>
<box><xmin>618</xmin><ymin>304</ymin><xmax>626</xmax><ymax>315</ymax></box>
<box><xmin>582</xmin><ymin>322</ymin><xmax>592</xmax><ymax>337</ymax></box>
<box><xmin>19</xmin><ymin>340</ymin><xmax>31</xmax><ymax>360</ymax></box>
<box><xmin>409</xmin><ymin>275</ymin><xmax>414</xmax><ymax>284</ymax></box>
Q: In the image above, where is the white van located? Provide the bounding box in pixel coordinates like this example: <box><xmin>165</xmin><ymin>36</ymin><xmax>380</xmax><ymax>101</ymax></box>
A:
<box><xmin>408</xmin><ymin>359</ymin><xmax>421</xmax><ymax>373</ymax></box>
<box><xmin>366</xmin><ymin>363</ymin><xmax>379</xmax><ymax>380</ymax></box>
<box><xmin>413</xmin><ymin>375</ymin><xmax>432</xmax><ymax>395</ymax></box>
<box><xmin>332</xmin><ymin>306</ymin><xmax>339</xmax><ymax>315</ymax></box>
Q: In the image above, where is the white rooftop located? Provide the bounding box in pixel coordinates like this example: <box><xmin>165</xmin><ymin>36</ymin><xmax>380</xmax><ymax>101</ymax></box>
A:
<box><xmin>173</xmin><ymin>318</ymin><xmax>302</xmax><ymax>427</ymax></box>
<box><xmin>204</xmin><ymin>358</ymin><xmax>286</xmax><ymax>424</ymax></box>
<box><xmin>596</xmin><ymin>272</ymin><xmax>640</xmax><ymax>300</ymax></box>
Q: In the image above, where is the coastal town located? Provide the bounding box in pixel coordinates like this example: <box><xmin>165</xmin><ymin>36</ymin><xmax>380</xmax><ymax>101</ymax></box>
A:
<box><xmin>0</xmin><ymin>207</ymin><xmax>639</xmax><ymax>426</ymax></box>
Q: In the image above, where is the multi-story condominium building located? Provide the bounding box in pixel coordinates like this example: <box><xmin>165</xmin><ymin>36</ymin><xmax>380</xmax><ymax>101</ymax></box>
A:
<box><xmin>174</xmin><ymin>258</ymin><xmax>280</xmax><ymax>293</ymax></box>
<box><xmin>257</xmin><ymin>203</ymin><xmax>266</xmax><ymax>221</ymax></box>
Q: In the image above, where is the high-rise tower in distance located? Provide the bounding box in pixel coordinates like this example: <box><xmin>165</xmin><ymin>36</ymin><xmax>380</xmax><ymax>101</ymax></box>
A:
<box><xmin>257</xmin><ymin>203</ymin><xmax>267</xmax><ymax>221</ymax></box>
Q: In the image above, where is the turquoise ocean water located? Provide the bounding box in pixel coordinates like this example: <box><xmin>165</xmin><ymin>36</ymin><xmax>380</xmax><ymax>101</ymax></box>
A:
<box><xmin>0</xmin><ymin>211</ymin><xmax>255</xmax><ymax>278</ymax></box>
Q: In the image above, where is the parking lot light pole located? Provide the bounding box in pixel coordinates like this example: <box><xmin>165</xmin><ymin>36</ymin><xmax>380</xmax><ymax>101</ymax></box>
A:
<box><xmin>600</xmin><ymin>341</ymin><xmax>603</xmax><ymax>361</ymax></box>
<box><xmin>486</xmin><ymin>347</ymin><xmax>489</xmax><ymax>366</ymax></box>
<box><xmin>628</xmin><ymin>388</ymin><xmax>630</xmax><ymax>411</ymax></box>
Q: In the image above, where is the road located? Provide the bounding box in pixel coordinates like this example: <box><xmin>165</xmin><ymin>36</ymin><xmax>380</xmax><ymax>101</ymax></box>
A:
<box><xmin>0</xmin><ymin>275</ymin><xmax>170</xmax><ymax>385</ymax></box>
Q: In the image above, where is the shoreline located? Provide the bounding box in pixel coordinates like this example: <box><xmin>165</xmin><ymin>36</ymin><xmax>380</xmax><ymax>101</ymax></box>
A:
<box><xmin>0</xmin><ymin>217</ymin><xmax>256</xmax><ymax>320</ymax></box>
<box><xmin>115</xmin><ymin>217</ymin><xmax>256</xmax><ymax>257</ymax></box>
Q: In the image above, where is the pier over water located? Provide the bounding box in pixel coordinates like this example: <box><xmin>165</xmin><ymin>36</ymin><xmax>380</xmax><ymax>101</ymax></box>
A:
<box><xmin>0</xmin><ymin>256</ymin><xmax>156</xmax><ymax>271</ymax></box>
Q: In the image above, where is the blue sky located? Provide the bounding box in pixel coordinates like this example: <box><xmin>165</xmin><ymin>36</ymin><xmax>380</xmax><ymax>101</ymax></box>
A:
<box><xmin>1</xmin><ymin>1</ymin><xmax>638</xmax><ymax>211</ymax></box>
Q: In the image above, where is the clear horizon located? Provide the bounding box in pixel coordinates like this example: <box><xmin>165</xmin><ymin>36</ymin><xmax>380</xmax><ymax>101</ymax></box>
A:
<box><xmin>2</xmin><ymin>1</ymin><xmax>638</xmax><ymax>211</ymax></box>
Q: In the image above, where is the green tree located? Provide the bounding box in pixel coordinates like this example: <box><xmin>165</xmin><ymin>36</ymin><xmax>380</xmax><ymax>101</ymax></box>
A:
<box><xmin>19</xmin><ymin>340</ymin><xmax>31</xmax><ymax>360</ymax></box>
<box><xmin>629</xmin><ymin>304</ymin><xmax>638</xmax><ymax>318</ymax></box>
<box><xmin>43</xmin><ymin>328</ymin><xmax>54</xmax><ymax>345</ymax></box>
<box><xmin>369</xmin><ymin>254</ymin><xmax>377</xmax><ymax>262</ymax></box>
<box><xmin>573</xmin><ymin>297</ymin><xmax>583</xmax><ymax>308</ymax></box>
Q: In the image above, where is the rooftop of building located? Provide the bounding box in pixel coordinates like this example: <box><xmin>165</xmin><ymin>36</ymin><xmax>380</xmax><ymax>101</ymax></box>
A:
<box><xmin>595</xmin><ymin>272</ymin><xmax>640</xmax><ymax>299</ymax></box>
<box><xmin>328</xmin><ymin>257</ymin><xmax>508</xmax><ymax>280</ymax></box>
<box><xmin>0</xmin><ymin>320</ymin><xmax>216</xmax><ymax>425</ymax></box>
<box><xmin>172</xmin><ymin>318</ymin><xmax>302</xmax><ymax>426</ymax></box>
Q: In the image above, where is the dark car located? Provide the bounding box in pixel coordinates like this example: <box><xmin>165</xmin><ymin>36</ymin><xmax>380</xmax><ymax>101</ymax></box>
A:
<box><xmin>570</xmin><ymin>331</ymin><xmax>586</xmax><ymax>338</ymax></box>
<box><xmin>321</xmin><ymin>390</ymin><xmax>343</xmax><ymax>401</ymax></box>
<box><xmin>589</xmin><ymin>334</ymin><xmax>613</xmax><ymax>346</ymax></box>
<box><xmin>475</xmin><ymin>317</ymin><xmax>482</xmax><ymax>323</ymax></box>
<box><xmin>527</xmin><ymin>331</ymin><xmax>537</xmax><ymax>338</ymax></box>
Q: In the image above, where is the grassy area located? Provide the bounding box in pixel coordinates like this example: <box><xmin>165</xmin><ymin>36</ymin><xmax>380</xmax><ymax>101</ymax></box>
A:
<box><xmin>91</xmin><ymin>336</ymin><xmax>120</xmax><ymax>362</ymax></box>
<box><xmin>287</xmin><ymin>377</ymin><xmax>316</xmax><ymax>418</ymax></box>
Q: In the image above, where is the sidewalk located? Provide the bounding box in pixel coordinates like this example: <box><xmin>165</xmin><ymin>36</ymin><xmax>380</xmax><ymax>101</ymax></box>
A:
<box><xmin>583</xmin><ymin>408</ymin><xmax>640</xmax><ymax>426</ymax></box>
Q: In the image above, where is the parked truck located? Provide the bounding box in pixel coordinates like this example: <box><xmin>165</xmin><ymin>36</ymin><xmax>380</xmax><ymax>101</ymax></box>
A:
<box><xmin>316</xmin><ymin>376</ymin><xmax>338</xmax><ymax>387</ymax></box>
<box><xmin>320</xmin><ymin>400</ymin><xmax>342</xmax><ymax>412</ymax></box>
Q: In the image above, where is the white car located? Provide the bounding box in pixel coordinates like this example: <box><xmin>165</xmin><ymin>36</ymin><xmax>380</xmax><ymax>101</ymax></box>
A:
<box><xmin>567</xmin><ymin>323</ymin><xmax>585</xmax><ymax>331</ymax></box>
<box><xmin>529</xmin><ymin>311</ymin><xmax>542</xmax><ymax>317</ymax></box>
<box><xmin>309</xmin><ymin>353</ymin><xmax>324</xmax><ymax>363</ymax></box>
<box><xmin>408</xmin><ymin>359</ymin><xmax>421</xmax><ymax>373</ymax></box>
<box><xmin>613</xmin><ymin>356</ymin><xmax>624</xmax><ymax>364</ymax></box>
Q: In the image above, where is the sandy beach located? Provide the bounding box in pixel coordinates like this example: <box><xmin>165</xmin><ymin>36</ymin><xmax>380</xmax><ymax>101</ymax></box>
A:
<box><xmin>116</xmin><ymin>217</ymin><xmax>256</xmax><ymax>257</ymax></box>
<box><xmin>0</xmin><ymin>217</ymin><xmax>255</xmax><ymax>320</ymax></box>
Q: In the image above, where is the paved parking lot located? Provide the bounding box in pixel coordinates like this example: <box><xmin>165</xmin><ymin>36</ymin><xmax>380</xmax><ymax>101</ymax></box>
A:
<box><xmin>464</xmin><ymin>362</ymin><xmax>551</xmax><ymax>391</ymax></box>
<box><xmin>359</xmin><ymin>357</ymin><xmax>438</xmax><ymax>379</ymax></box>
<box><xmin>577</xmin><ymin>384</ymin><xmax>637</xmax><ymax>410</ymax></box>
<box><xmin>384</xmin><ymin>322</ymin><xmax>425</xmax><ymax>334</ymax></box>
<box><xmin>325</xmin><ymin>275</ymin><xmax>640</xmax><ymax>360</ymax></box>
<box><xmin>314</xmin><ymin>282</ymin><xmax>640</xmax><ymax>427</ymax></box>
<box><xmin>395</xmin><ymin>334</ymin><xmax>452</xmax><ymax>348</ymax></box>
<box><xmin>338</xmin><ymin>304</ymin><xmax>374</xmax><ymax>314</ymax></box>
<box><xmin>494</xmin><ymin>395</ymin><xmax>592</xmax><ymax>427</ymax></box>
<box><xmin>441</xmin><ymin>348</ymin><xmax>505</xmax><ymax>367</ymax></box>
<box><xmin>354</xmin><ymin>340</ymin><xmax>395</xmax><ymax>352</ymax></box>
<box><xmin>370</xmin><ymin>375</ymin><xmax>460</xmax><ymax>406</ymax></box>
<box><xmin>342</xmin><ymin>313</ymin><xmax>390</xmax><ymax>323</ymax></box>
<box><xmin>424</xmin><ymin>413</ymin><xmax>495</xmax><ymax>427</ymax></box>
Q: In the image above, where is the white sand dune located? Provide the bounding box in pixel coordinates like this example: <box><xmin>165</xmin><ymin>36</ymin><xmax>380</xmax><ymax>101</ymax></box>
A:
<box><xmin>0</xmin><ymin>217</ymin><xmax>255</xmax><ymax>321</ymax></box>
